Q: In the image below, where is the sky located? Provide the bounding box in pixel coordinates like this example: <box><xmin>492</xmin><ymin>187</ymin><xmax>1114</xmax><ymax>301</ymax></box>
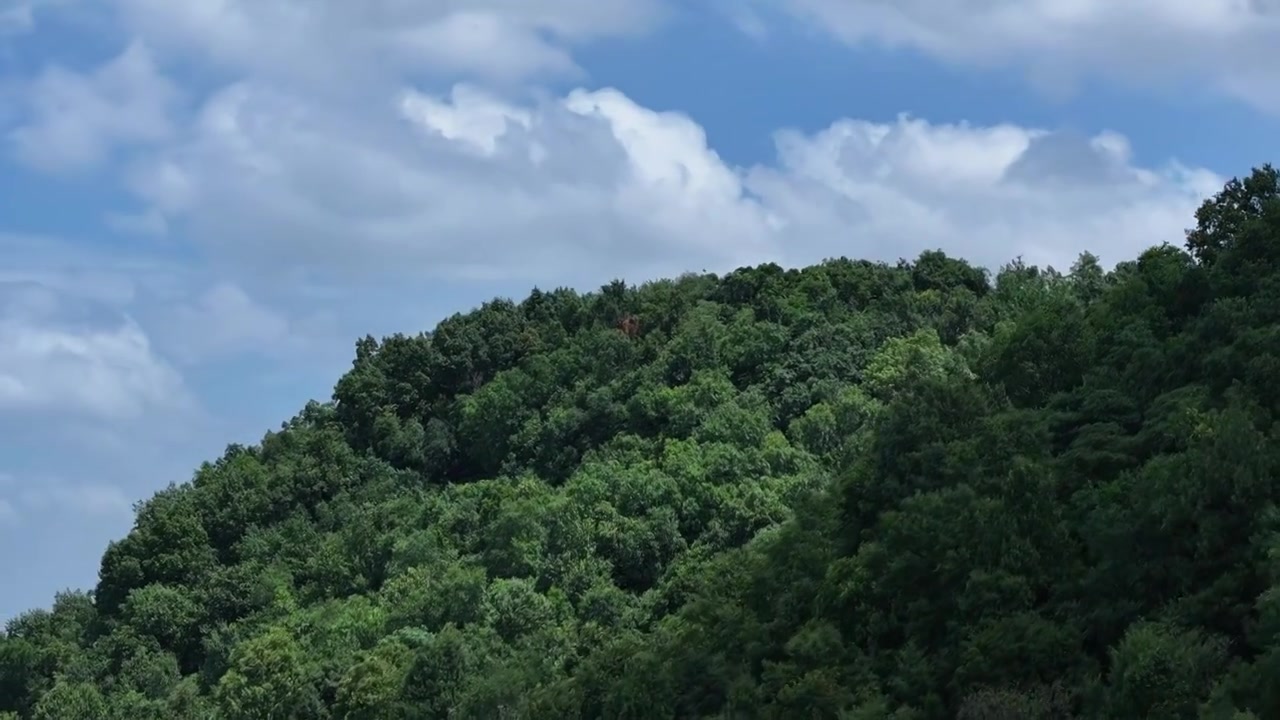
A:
<box><xmin>0</xmin><ymin>0</ymin><xmax>1277</xmax><ymax>621</ymax></box>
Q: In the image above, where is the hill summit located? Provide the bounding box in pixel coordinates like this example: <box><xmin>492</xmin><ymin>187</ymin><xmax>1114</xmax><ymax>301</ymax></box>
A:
<box><xmin>3</xmin><ymin>166</ymin><xmax>1280</xmax><ymax>719</ymax></box>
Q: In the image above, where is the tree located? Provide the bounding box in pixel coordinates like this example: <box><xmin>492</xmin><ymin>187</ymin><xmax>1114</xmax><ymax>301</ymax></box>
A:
<box><xmin>1186</xmin><ymin>164</ymin><xmax>1279</xmax><ymax>265</ymax></box>
<box><xmin>213</xmin><ymin>627</ymin><xmax>319</xmax><ymax>720</ymax></box>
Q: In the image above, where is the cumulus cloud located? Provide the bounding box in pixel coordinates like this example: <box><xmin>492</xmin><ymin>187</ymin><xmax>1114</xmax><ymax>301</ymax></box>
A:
<box><xmin>746</xmin><ymin>116</ymin><xmax>1222</xmax><ymax>271</ymax></box>
<box><xmin>122</xmin><ymin>81</ymin><xmax>779</xmax><ymax>285</ymax></box>
<box><xmin>117</xmin><ymin>76</ymin><xmax>1218</xmax><ymax>288</ymax></box>
<box><xmin>0</xmin><ymin>304</ymin><xmax>188</xmax><ymax>420</ymax></box>
<box><xmin>9</xmin><ymin>40</ymin><xmax>177</xmax><ymax>174</ymax></box>
<box><xmin>761</xmin><ymin>0</ymin><xmax>1280</xmax><ymax>113</ymax></box>
<box><xmin>0</xmin><ymin>249</ymin><xmax>191</xmax><ymax>420</ymax></box>
<box><xmin>6</xmin><ymin>1</ymin><xmax>1226</xmax><ymax>291</ymax></box>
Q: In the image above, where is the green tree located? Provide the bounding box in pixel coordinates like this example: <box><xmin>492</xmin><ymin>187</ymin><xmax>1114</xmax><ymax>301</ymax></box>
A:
<box><xmin>213</xmin><ymin>627</ymin><xmax>319</xmax><ymax>720</ymax></box>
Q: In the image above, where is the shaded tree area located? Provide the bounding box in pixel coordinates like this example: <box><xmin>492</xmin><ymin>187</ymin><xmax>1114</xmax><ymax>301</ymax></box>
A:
<box><xmin>3</xmin><ymin>167</ymin><xmax>1280</xmax><ymax>718</ymax></box>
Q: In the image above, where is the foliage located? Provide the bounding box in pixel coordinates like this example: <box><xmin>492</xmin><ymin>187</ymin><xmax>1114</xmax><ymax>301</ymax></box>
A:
<box><xmin>4</xmin><ymin>168</ymin><xmax>1280</xmax><ymax>718</ymax></box>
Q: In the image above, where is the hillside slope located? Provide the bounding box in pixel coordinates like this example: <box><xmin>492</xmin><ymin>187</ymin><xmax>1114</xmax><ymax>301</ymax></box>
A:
<box><xmin>3</xmin><ymin>166</ymin><xmax>1280</xmax><ymax>719</ymax></box>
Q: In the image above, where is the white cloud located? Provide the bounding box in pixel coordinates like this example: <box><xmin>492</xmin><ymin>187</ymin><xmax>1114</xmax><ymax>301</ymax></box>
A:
<box><xmin>9</xmin><ymin>40</ymin><xmax>177</xmax><ymax>174</ymax></box>
<box><xmin>0</xmin><ymin>233</ymin><xmax>326</xmax><ymax>372</ymax></box>
<box><xmin>745</xmin><ymin>116</ymin><xmax>1222</xmax><ymax>271</ymax></box>
<box><xmin>112</xmin><ymin>0</ymin><xmax>667</xmax><ymax>85</ymax></box>
<box><xmin>761</xmin><ymin>0</ymin><xmax>1280</xmax><ymax>113</ymax></box>
<box><xmin>4</xmin><ymin>3</ymin><xmax>1223</xmax><ymax>291</ymax></box>
<box><xmin>400</xmin><ymin>84</ymin><xmax>532</xmax><ymax>155</ymax></box>
<box><xmin>158</xmin><ymin>282</ymin><xmax>305</xmax><ymax>363</ymax></box>
<box><xmin>0</xmin><ymin>283</ymin><xmax>189</xmax><ymax>420</ymax></box>
<box><xmin>123</xmin><ymin>81</ymin><xmax>779</xmax><ymax>285</ymax></box>
<box><xmin>117</xmin><ymin>76</ymin><xmax>1217</xmax><ymax>287</ymax></box>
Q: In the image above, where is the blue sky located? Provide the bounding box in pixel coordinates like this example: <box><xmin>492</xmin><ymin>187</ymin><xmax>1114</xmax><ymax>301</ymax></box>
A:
<box><xmin>0</xmin><ymin>0</ymin><xmax>1275</xmax><ymax>621</ymax></box>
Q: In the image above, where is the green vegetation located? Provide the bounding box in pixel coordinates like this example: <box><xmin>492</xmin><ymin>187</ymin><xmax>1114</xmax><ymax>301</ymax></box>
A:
<box><xmin>4</xmin><ymin>166</ymin><xmax>1280</xmax><ymax>719</ymax></box>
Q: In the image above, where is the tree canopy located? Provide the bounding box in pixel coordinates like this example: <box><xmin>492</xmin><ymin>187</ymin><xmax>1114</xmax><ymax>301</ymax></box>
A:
<box><xmin>4</xmin><ymin>167</ymin><xmax>1280</xmax><ymax>718</ymax></box>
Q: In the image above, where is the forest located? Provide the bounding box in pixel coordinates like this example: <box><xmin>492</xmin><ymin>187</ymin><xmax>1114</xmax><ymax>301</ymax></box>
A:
<box><xmin>2</xmin><ymin>166</ymin><xmax>1280</xmax><ymax>719</ymax></box>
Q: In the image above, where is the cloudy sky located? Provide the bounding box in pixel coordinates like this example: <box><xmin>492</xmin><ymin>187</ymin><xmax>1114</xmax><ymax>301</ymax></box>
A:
<box><xmin>0</xmin><ymin>0</ymin><xmax>1275</xmax><ymax>620</ymax></box>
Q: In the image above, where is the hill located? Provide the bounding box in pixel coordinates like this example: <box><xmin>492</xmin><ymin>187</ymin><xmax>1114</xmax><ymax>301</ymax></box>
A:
<box><xmin>2</xmin><ymin>166</ymin><xmax>1280</xmax><ymax>719</ymax></box>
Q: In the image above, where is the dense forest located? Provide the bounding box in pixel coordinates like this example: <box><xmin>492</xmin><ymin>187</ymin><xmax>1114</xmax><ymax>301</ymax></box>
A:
<box><xmin>3</xmin><ymin>166</ymin><xmax>1280</xmax><ymax>719</ymax></box>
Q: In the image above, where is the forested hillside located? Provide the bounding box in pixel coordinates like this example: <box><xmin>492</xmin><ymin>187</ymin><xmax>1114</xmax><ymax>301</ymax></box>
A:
<box><xmin>3</xmin><ymin>166</ymin><xmax>1280</xmax><ymax>719</ymax></box>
